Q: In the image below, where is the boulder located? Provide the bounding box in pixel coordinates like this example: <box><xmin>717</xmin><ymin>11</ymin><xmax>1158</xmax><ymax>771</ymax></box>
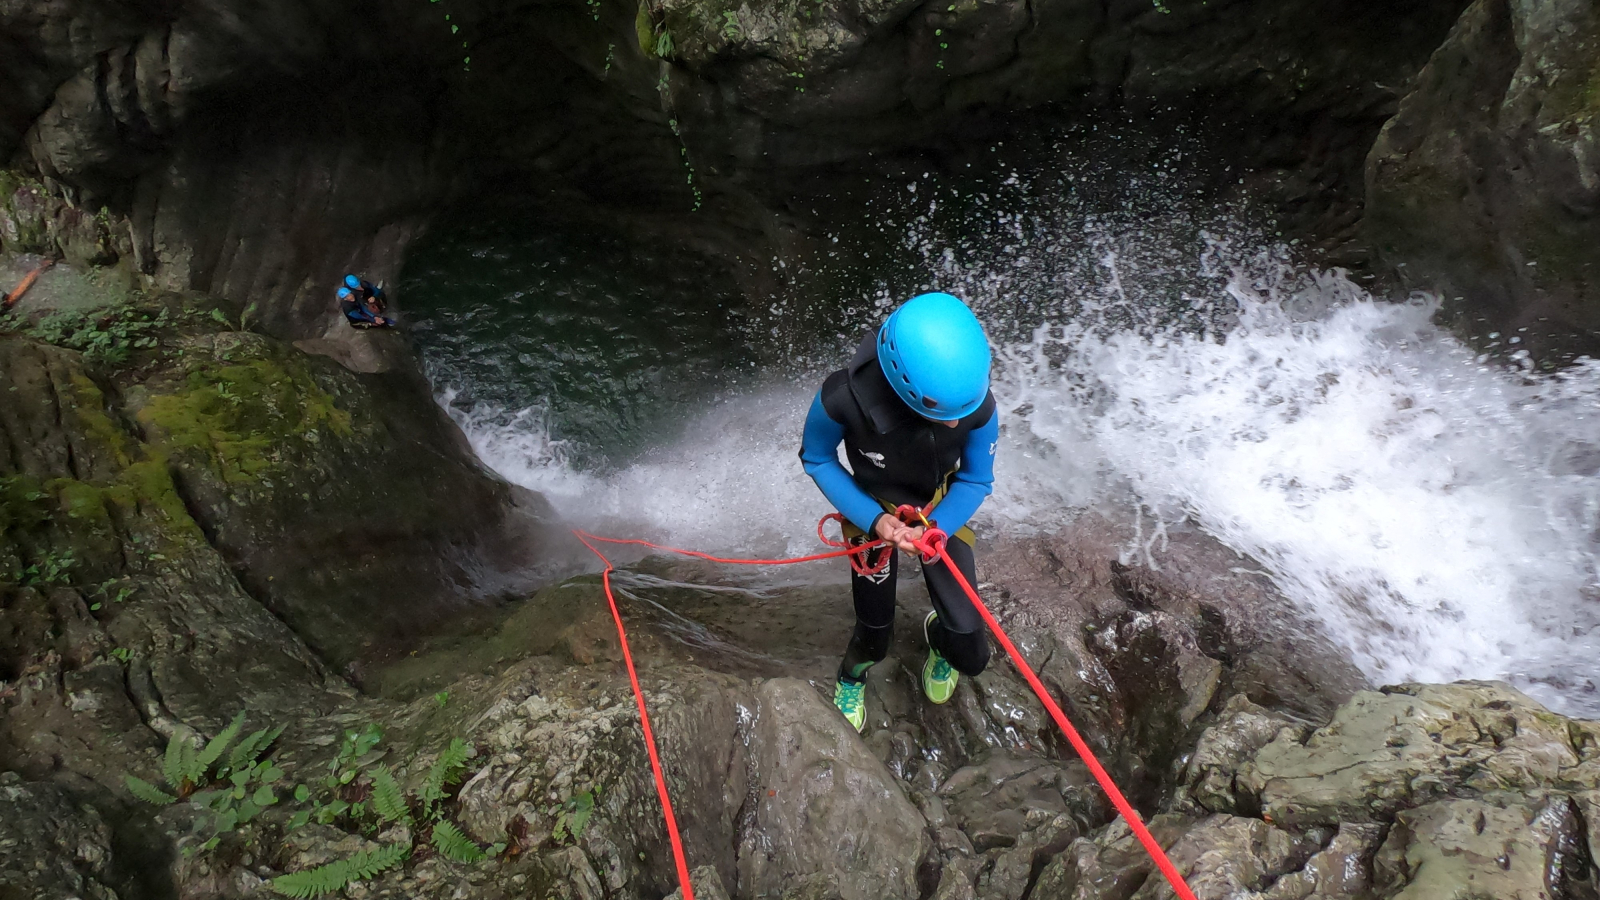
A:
<box><xmin>120</xmin><ymin>327</ymin><xmax>546</xmax><ymax>670</ymax></box>
<box><xmin>1373</xmin><ymin>792</ymin><xmax>1590</xmax><ymax>900</ymax></box>
<box><xmin>938</xmin><ymin>755</ymin><xmax>1102</xmax><ymax>852</ymax></box>
<box><xmin>1239</xmin><ymin>682</ymin><xmax>1589</xmax><ymax>828</ymax></box>
<box><xmin>1182</xmin><ymin>694</ymin><xmax>1312</xmax><ymax>815</ymax></box>
<box><xmin>1365</xmin><ymin>0</ymin><xmax>1600</xmax><ymax>363</ymax></box>
<box><xmin>738</xmin><ymin>677</ymin><xmax>933</xmax><ymax>900</ymax></box>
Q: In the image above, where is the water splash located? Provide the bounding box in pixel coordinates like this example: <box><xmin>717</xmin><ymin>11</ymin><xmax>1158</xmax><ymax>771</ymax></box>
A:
<box><xmin>995</xmin><ymin>255</ymin><xmax>1600</xmax><ymax>714</ymax></box>
<box><xmin>421</xmin><ymin>172</ymin><xmax>1600</xmax><ymax>716</ymax></box>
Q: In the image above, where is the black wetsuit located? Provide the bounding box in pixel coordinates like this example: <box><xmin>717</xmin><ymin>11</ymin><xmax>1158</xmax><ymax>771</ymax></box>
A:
<box><xmin>341</xmin><ymin>280</ymin><xmax>390</xmax><ymax>329</ymax></box>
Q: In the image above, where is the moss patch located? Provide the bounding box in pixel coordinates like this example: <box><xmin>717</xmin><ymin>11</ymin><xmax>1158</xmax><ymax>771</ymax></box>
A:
<box><xmin>140</xmin><ymin>357</ymin><xmax>354</xmax><ymax>485</ymax></box>
<box><xmin>1</xmin><ymin>360</ymin><xmax>205</xmax><ymax>588</ymax></box>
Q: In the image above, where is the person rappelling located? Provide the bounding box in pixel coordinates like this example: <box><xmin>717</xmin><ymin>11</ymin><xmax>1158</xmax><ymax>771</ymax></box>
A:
<box><xmin>338</xmin><ymin>273</ymin><xmax>395</xmax><ymax>329</ymax></box>
<box><xmin>799</xmin><ymin>291</ymin><xmax>1000</xmax><ymax>732</ymax></box>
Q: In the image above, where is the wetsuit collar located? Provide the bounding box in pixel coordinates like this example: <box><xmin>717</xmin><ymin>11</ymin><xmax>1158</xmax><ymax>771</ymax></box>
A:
<box><xmin>846</xmin><ymin>332</ymin><xmax>921</xmax><ymax>435</ymax></box>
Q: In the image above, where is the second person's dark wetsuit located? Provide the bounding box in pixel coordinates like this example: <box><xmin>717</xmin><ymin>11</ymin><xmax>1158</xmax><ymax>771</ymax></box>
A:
<box><xmin>800</xmin><ymin>333</ymin><xmax>1000</xmax><ymax>682</ymax></box>
<box><xmin>341</xmin><ymin>279</ymin><xmax>390</xmax><ymax>329</ymax></box>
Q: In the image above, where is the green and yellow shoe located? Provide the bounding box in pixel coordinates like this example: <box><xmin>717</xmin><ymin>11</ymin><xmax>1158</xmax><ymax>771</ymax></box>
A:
<box><xmin>922</xmin><ymin>611</ymin><xmax>958</xmax><ymax>704</ymax></box>
<box><xmin>834</xmin><ymin>678</ymin><xmax>867</xmax><ymax>732</ymax></box>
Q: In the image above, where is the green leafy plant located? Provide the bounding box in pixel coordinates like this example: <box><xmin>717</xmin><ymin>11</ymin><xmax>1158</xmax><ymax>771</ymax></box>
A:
<box><xmin>370</xmin><ymin>766</ymin><xmax>411</xmax><ymax>826</ymax></box>
<box><xmin>270</xmin><ymin>843</ymin><xmax>410</xmax><ymax>898</ymax></box>
<box><xmin>654</xmin><ymin>28</ymin><xmax>675</xmax><ymax>58</ymax></box>
<box><xmin>290</xmin><ymin>728</ymin><xmax>491</xmax><ymax>870</ymax></box>
<box><xmin>94</xmin><ymin>578</ymin><xmax>137</xmax><ymax>605</ymax></box>
<box><xmin>126</xmin><ymin>711</ymin><xmax>288</xmax><ymax>856</ymax></box>
<box><xmin>432</xmin><ymin>820</ymin><xmax>487</xmax><ymax>863</ymax></box>
<box><xmin>551</xmin><ymin>788</ymin><xmax>597</xmax><ymax>844</ymax></box>
<box><xmin>720</xmin><ymin>11</ymin><xmax>742</xmax><ymax>40</ymax></box>
<box><xmin>419</xmin><ymin>738</ymin><xmax>472</xmax><ymax>809</ymax></box>
<box><xmin>427</xmin><ymin>0</ymin><xmax>472</xmax><ymax>70</ymax></box>
<box><xmin>129</xmin><ymin>716</ymin><xmax>496</xmax><ymax>891</ymax></box>
<box><xmin>26</xmin><ymin>306</ymin><xmax>170</xmax><ymax>366</ymax></box>
<box><xmin>21</xmin><ymin>549</ymin><xmax>76</xmax><ymax>586</ymax></box>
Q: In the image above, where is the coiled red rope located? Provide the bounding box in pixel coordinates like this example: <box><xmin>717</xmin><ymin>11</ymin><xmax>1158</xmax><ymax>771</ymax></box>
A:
<box><xmin>574</xmin><ymin>515</ymin><xmax>1198</xmax><ymax>900</ymax></box>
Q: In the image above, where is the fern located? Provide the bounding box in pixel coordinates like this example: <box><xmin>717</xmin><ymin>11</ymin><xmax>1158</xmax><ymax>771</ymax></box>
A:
<box><xmin>344</xmin><ymin>843</ymin><xmax>411</xmax><ymax>879</ymax></box>
<box><xmin>180</xmin><ymin>736</ymin><xmax>202</xmax><ymax>786</ymax></box>
<box><xmin>197</xmin><ymin>711</ymin><xmax>246</xmax><ymax>770</ymax></box>
<box><xmin>228</xmin><ymin>725</ymin><xmax>284</xmax><ymax>774</ymax></box>
<box><xmin>126</xmin><ymin>775</ymin><xmax>177</xmax><ymax>806</ymax></box>
<box><xmin>420</xmin><ymin>739</ymin><xmax>472</xmax><ymax>804</ymax></box>
<box><xmin>269</xmin><ymin>862</ymin><xmax>348</xmax><ymax>899</ymax></box>
<box><xmin>270</xmin><ymin>843</ymin><xmax>409</xmax><ymax>898</ymax></box>
<box><xmin>162</xmin><ymin>732</ymin><xmax>190</xmax><ymax>791</ymax></box>
<box><xmin>431</xmin><ymin>820</ymin><xmax>486</xmax><ymax>863</ymax></box>
<box><xmin>370</xmin><ymin>766</ymin><xmax>410</xmax><ymax>825</ymax></box>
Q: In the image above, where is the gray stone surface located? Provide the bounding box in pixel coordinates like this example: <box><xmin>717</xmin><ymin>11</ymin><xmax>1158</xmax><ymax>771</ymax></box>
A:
<box><xmin>1184</xmin><ymin>694</ymin><xmax>1311</xmax><ymax>815</ymax></box>
<box><xmin>1240</xmin><ymin>682</ymin><xmax>1589</xmax><ymax>828</ymax></box>
<box><xmin>738</xmin><ymin>677</ymin><xmax>932</xmax><ymax>900</ymax></box>
<box><xmin>0</xmin><ymin>773</ymin><xmax>119</xmax><ymax>900</ymax></box>
<box><xmin>1373</xmin><ymin>792</ymin><xmax>1588</xmax><ymax>900</ymax></box>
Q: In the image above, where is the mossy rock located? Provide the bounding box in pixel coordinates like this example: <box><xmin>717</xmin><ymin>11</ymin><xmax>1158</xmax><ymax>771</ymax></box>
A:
<box><xmin>0</xmin><ymin>171</ymin><xmax>52</xmax><ymax>254</ymax></box>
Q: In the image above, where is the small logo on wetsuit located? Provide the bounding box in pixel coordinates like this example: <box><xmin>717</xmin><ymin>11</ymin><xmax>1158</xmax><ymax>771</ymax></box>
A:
<box><xmin>858</xmin><ymin>450</ymin><xmax>887</xmax><ymax>468</ymax></box>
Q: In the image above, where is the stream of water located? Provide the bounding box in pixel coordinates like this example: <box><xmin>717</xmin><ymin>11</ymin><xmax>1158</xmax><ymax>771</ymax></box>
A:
<box><xmin>401</xmin><ymin>168</ymin><xmax>1600</xmax><ymax>717</ymax></box>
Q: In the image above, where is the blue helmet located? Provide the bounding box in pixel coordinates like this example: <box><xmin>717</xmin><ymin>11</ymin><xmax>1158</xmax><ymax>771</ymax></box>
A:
<box><xmin>337</xmin><ymin>287</ymin><xmax>353</xmax><ymax>299</ymax></box>
<box><xmin>344</xmin><ymin>274</ymin><xmax>363</xmax><ymax>291</ymax></box>
<box><xmin>876</xmin><ymin>292</ymin><xmax>991</xmax><ymax>421</ymax></box>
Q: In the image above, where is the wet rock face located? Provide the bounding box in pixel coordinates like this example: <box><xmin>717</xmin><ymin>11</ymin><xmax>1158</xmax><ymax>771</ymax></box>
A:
<box><xmin>664</xmin><ymin>0</ymin><xmax>1466</xmax><ymax>255</ymax></box>
<box><xmin>3</xmin><ymin>0</ymin><xmax>1470</xmax><ymax>339</ymax></box>
<box><xmin>1038</xmin><ymin>681</ymin><xmax>1600</xmax><ymax>900</ymax></box>
<box><xmin>0</xmin><ymin>773</ymin><xmax>120</xmax><ymax>900</ymax></box>
<box><xmin>0</xmin><ymin>334</ymin><xmax>343</xmax><ymax>790</ymax></box>
<box><xmin>1365</xmin><ymin>0</ymin><xmax>1600</xmax><ymax>363</ymax></box>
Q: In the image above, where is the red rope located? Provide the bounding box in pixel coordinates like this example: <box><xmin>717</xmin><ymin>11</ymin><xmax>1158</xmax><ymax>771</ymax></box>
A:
<box><xmin>573</xmin><ymin>521</ymin><xmax>1198</xmax><ymax>900</ymax></box>
<box><xmin>912</xmin><ymin>529</ymin><xmax>1198</xmax><ymax>900</ymax></box>
<box><xmin>573</xmin><ymin>531</ymin><xmax>699</xmax><ymax>900</ymax></box>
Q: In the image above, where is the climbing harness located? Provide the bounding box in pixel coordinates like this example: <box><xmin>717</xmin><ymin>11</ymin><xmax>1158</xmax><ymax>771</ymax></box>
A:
<box><xmin>816</xmin><ymin>513</ymin><xmax>890</xmax><ymax>577</ymax></box>
<box><xmin>574</xmin><ymin>508</ymin><xmax>1200</xmax><ymax>900</ymax></box>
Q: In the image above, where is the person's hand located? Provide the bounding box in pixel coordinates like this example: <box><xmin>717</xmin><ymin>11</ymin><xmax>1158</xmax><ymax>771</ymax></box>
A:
<box><xmin>873</xmin><ymin>515</ymin><xmax>909</xmax><ymax>552</ymax></box>
<box><xmin>874</xmin><ymin>517</ymin><xmax>924</xmax><ymax>554</ymax></box>
<box><xmin>901</xmin><ymin>525</ymin><xmax>926</xmax><ymax>555</ymax></box>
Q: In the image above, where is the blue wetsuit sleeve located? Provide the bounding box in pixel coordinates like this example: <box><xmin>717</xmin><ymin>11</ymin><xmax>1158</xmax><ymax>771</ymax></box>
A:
<box><xmin>930</xmin><ymin>410</ymin><xmax>999</xmax><ymax>534</ymax></box>
<box><xmin>799</xmin><ymin>392</ymin><xmax>886</xmax><ymax>533</ymax></box>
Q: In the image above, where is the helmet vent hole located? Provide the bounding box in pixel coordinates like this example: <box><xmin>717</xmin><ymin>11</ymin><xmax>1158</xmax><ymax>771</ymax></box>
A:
<box><xmin>923</xmin><ymin>396</ymin><xmax>939</xmax><ymax>409</ymax></box>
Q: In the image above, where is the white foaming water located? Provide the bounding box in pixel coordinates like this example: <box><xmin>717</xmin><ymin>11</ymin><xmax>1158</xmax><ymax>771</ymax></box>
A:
<box><xmin>445</xmin><ymin>388</ymin><xmax>844</xmax><ymax>557</ymax></box>
<box><xmin>442</xmin><ymin>247</ymin><xmax>1600</xmax><ymax>716</ymax></box>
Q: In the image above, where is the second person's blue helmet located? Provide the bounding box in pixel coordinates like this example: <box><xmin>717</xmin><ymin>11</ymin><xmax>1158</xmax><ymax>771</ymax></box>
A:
<box><xmin>877</xmin><ymin>292</ymin><xmax>991</xmax><ymax>421</ymax></box>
